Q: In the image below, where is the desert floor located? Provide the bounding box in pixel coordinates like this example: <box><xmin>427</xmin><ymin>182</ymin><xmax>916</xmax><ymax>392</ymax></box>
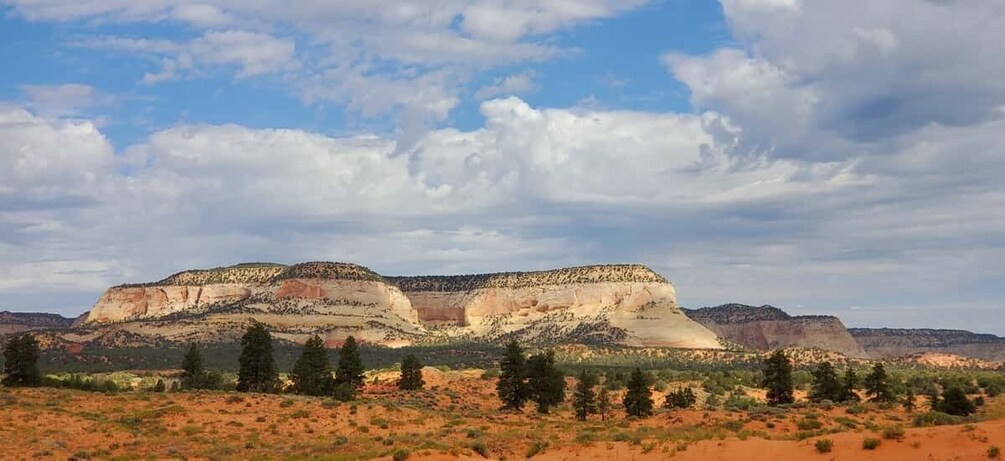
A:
<box><xmin>1</xmin><ymin>369</ymin><xmax>1003</xmax><ymax>460</ymax></box>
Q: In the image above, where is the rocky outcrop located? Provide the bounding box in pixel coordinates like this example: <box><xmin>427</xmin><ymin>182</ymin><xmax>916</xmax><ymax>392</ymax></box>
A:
<box><xmin>850</xmin><ymin>328</ymin><xmax>1005</xmax><ymax>361</ymax></box>
<box><xmin>389</xmin><ymin>265</ymin><xmax>721</xmax><ymax>349</ymax></box>
<box><xmin>0</xmin><ymin>311</ymin><xmax>74</xmax><ymax>336</ymax></box>
<box><xmin>683</xmin><ymin>304</ymin><xmax>867</xmax><ymax>357</ymax></box>
<box><xmin>71</xmin><ymin>262</ymin><xmax>720</xmax><ymax>349</ymax></box>
<box><xmin>77</xmin><ymin>262</ymin><xmax>424</xmax><ymax>347</ymax></box>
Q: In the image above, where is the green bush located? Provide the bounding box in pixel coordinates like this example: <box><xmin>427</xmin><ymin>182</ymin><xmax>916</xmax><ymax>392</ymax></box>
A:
<box><xmin>815</xmin><ymin>439</ymin><xmax>833</xmax><ymax>453</ymax></box>
<box><xmin>797</xmin><ymin>418</ymin><xmax>824</xmax><ymax>431</ymax></box>
<box><xmin>392</xmin><ymin>448</ymin><xmax>410</xmax><ymax>461</ymax></box>
<box><xmin>881</xmin><ymin>425</ymin><xmax>905</xmax><ymax>440</ymax></box>
<box><xmin>862</xmin><ymin>438</ymin><xmax>881</xmax><ymax>450</ymax></box>
<box><xmin>526</xmin><ymin>440</ymin><xmax>549</xmax><ymax>458</ymax></box>
<box><xmin>470</xmin><ymin>440</ymin><xmax>490</xmax><ymax>458</ymax></box>
<box><xmin>988</xmin><ymin>445</ymin><xmax>1001</xmax><ymax>459</ymax></box>
<box><xmin>912</xmin><ymin>411</ymin><xmax>964</xmax><ymax>427</ymax></box>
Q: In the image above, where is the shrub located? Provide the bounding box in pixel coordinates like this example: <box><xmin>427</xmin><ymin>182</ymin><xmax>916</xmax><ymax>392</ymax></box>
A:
<box><xmin>912</xmin><ymin>411</ymin><xmax>964</xmax><ymax>427</ymax></box>
<box><xmin>989</xmin><ymin>445</ymin><xmax>1001</xmax><ymax>459</ymax></box>
<box><xmin>815</xmin><ymin>439</ymin><xmax>833</xmax><ymax>453</ymax></box>
<box><xmin>862</xmin><ymin>438</ymin><xmax>881</xmax><ymax>450</ymax></box>
<box><xmin>526</xmin><ymin>440</ymin><xmax>548</xmax><ymax>458</ymax></box>
<box><xmin>882</xmin><ymin>425</ymin><xmax>905</xmax><ymax>440</ymax></box>
<box><xmin>470</xmin><ymin>440</ymin><xmax>489</xmax><ymax>458</ymax></box>
<box><xmin>797</xmin><ymin>418</ymin><xmax>824</xmax><ymax>431</ymax></box>
<box><xmin>392</xmin><ymin>448</ymin><xmax>410</xmax><ymax>461</ymax></box>
<box><xmin>280</xmin><ymin>399</ymin><xmax>295</xmax><ymax>408</ymax></box>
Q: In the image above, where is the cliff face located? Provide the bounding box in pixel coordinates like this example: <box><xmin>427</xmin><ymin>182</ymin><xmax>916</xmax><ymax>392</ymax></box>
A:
<box><xmin>73</xmin><ymin>262</ymin><xmax>720</xmax><ymax>349</ymax></box>
<box><xmin>683</xmin><ymin>304</ymin><xmax>867</xmax><ymax>357</ymax></box>
<box><xmin>389</xmin><ymin>265</ymin><xmax>721</xmax><ymax>349</ymax></box>
<box><xmin>850</xmin><ymin>328</ymin><xmax>1005</xmax><ymax>361</ymax></box>
<box><xmin>77</xmin><ymin>262</ymin><xmax>424</xmax><ymax>347</ymax></box>
<box><xmin>0</xmin><ymin>311</ymin><xmax>74</xmax><ymax>336</ymax></box>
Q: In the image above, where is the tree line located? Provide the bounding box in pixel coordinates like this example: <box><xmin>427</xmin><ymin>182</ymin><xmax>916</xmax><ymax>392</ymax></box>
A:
<box><xmin>0</xmin><ymin>332</ymin><xmax>991</xmax><ymax>419</ymax></box>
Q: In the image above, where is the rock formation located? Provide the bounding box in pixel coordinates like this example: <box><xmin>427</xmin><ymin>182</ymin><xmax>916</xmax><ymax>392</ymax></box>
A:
<box><xmin>72</xmin><ymin>262</ymin><xmax>721</xmax><ymax>349</ymax></box>
<box><xmin>850</xmin><ymin>328</ymin><xmax>1005</xmax><ymax>361</ymax></box>
<box><xmin>388</xmin><ymin>265</ymin><xmax>721</xmax><ymax>348</ymax></box>
<box><xmin>0</xmin><ymin>311</ymin><xmax>74</xmax><ymax>336</ymax></box>
<box><xmin>683</xmin><ymin>304</ymin><xmax>867</xmax><ymax>357</ymax></box>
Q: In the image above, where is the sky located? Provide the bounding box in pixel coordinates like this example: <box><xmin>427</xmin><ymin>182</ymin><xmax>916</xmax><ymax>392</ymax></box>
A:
<box><xmin>0</xmin><ymin>0</ymin><xmax>1003</xmax><ymax>334</ymax></box>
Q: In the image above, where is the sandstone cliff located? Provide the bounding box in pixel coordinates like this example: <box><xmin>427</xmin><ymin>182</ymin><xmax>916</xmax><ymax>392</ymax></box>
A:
<box><xmin>683</xmin><ymin>304</ymin><xmax>867</xmax><ymax>357</ymax></box>
<box><xmin>77</xmin><ymin>262</ymin><xmax>423</xmax><ymax>347</ymax></box>
<box><xmin>73</xmin><ymin>262</ymin><xmax>721</xmax><ymax>349</ymax></box>
<box><xmin>388</xmin><ymin>265</ymin><xmax>721</xmax><ymax>349</ymax></box>
<box><xmin>850</xmin><ymin>328</ymin><xmax>1005</xmax><ymax>361</ymax></box>
<box><xmin>0</xmin><ymin>311</ymin><xmax>74</xmax><ymax>336</ymax></box>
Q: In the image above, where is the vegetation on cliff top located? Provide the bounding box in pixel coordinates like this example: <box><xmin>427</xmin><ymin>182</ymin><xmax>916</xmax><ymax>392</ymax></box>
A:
<box><xmin>388</xmin><ymin>264</ymin><xmax>668</xmax><ymax>292</ymax></box>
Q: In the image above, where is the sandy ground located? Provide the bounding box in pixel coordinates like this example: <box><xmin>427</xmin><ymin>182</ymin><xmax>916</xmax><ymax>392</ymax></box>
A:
<box><xmin>1</xmin><ymin>371</ymin><xmax>1002</xmax><ymax>460</ymax></box>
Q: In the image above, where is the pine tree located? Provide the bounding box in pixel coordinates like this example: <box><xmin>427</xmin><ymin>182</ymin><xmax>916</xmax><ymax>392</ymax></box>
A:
<box><xmin>334</xmin><ymin>336</ymin><xmax>365</xmax><ymax>395</ymax></box>
<box><xmin>903</xmin><ymin>390</ymin><xmax>916</xmax><ymax>413</ymax></box>
<box><xmin>398</xmin><ymin>354</ymin><xmax>424</xmax><ymax>391</ymax></box>
<box><xmin>937</xmin><ymin>386</ymin><xmax>976</xmax><ymax>416</ymax></box>
<box><xmin>526</xmin><ymin>350</ymin><xmax>565</xmax><ymax>414</ymax></box>
<box><xmin>596</xmin><ymin>386</ymin><xmax>613</xmax><ymax>421</ymax></box>
<box><xmin>762</xmin><ymin>350</ymin><xmax>794</xmax><ymax>405</ymax></box>
<box><xmin>2</xmin><ymin>334</ymin><xmax>41</xmax><ymax>387</ymax></box>
<box><xmin>572</xmin><ymin>370</ymin><xmax>598</xmax><ymax>421</ymax></box>
<box><xmin>864</xmin><ymin>363</ymin><xmax>896</xmax><ymax>402</ymax></box>
<box><xmin>290</xmin><ymin>335</ymin><xmax>334</xmax><ymax>396</ymax></box>
<box><xmin>236</xmin><ymin>323</ymin><xmax>278</xmax><ymax>393</ymax></box>
<box><xmin>840</xmin><ymin>368</ymin><xmax>860</xmax><ymax>402</ymax></box>
<box><xmin>664</xmin><ymin>387</ymin><xmax>697</xmax><ymax>409</ymax></box>
<box><xmin>181</xmin><ymin>343</ymin><xmax>205</xmax><ymax>390</ymax></box>
<box><xmin>924</xmin><ymin>384</ymin><xmax>941</xmax><ymax>411</ymax></box>
<box><xmin>809</xmin><ymin>361</ymin><xmax>842</xmax><ymax>402</ymax></box>
<box><xmin>153</xmin><ymin>379</ymin><xmax>166</xmax><ymax>393</ymax></box>
<box><xmin>496</xmin><ymin>340</ymin><xmax>529</xmax><ymax>411</ymax></box>
<box><xmin>623</xmin><ymin>368</ymin><xmax>654</xmax><ymax>418</ymax></box>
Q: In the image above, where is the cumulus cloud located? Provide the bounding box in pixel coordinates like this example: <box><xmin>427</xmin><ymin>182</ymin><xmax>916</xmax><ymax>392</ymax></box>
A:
<box><xmin>474</xmin><ymin>72</ymin><xmax>538</xmax><ymax>100</ymax></box>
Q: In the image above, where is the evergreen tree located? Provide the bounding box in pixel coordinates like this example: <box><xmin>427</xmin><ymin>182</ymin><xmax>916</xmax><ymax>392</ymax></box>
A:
<box><xmin>664</xmin><ymin>387</ymin><xmax>697</xmax><ymax>409</ymax></box>
<box><xmin>903</xmin><ymin>390</ymin><xmax>916</xmax><ymax>413</ymax></box>
<box><xmin>180</xmin><ymin>343</ymin><xmax>205</xmax><ymax>389</ymax></box>
<box><xmin>236</xmin><ymin>323</ymin><xmax>278</xmax><ymax>393</ymax></box>
<box><xmin>623</xmin><ymin>368</ymin><xmax>654</xmax><ymax>418</ymax></box>
<box><xmin>924</xmin><ymin>384</ymin><xmax>941</xmax><ymax>411</ymax></box>
<box><xmin>572</xmin><ymin>370</ymin><xmax>598</xmax><ymax>421</ymax></box>
<box><xmin>809</xmin><ymin>361</ymin><xmax>842</xmax><ymax>402</ymax></box>
<box><xmin>526</xmin><ymin>350</ymin><xmax>565</xmax><ymax>414</ymax></box>
<box><xmin>496</xmin><ymin>340</ymin><xmax>529</xmax><ymax>411</ymax></box>
<box><xmin>596</xmin><ymin>386</ymin><xmax>613</xmax><ymax>421</ymax></box>
<box><xmin>153</xmin><ymin>379</ymin><xmax>166</xmax><ymax>393</ymax></box>
<box><xmin>840</xmin><ymin>368</ymin><xmax>860</xmax><ymax>402</ymax></box>
<box><xmin>863</xmin><ymin>363</ymin><xmax>896</xmax><ymax>402</ymax></box>
<box><xmin>334</xmin><ymin>336</ymin><xmax>365</xmax><ymax>395</ymax></box>
<box><xmin>937</xmin><ymin>386</ymin><xmax>976</xmax><ymax>416</ymax></box>
<box><xmin>290</xmin><ymin>335</ymin><xmax>334</xmax><ymax>396</ymax></box>
<box><xmin>2</xmin><ymin>334</ymin><xmax>41</xmax><ymax>387</ymax></box>
<box><xmin>398</xmin><ymin>354</ymin><xmax>424</xmax><ymax>391</ymax></box>
<box><xmin>762</xmin><ymin>350</ymin><xmax>794</xmax><ymax>405</ymax></box>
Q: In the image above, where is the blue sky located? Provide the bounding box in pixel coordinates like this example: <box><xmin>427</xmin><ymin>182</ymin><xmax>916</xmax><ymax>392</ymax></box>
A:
<box><xmin>1</xmin><ymin>0</ymin><xmax>1003</xmax><ymax>334</ymax></box>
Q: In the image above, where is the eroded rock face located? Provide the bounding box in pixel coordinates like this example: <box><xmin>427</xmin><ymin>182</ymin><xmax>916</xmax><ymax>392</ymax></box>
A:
<box><xmin>850</xmin><ymin>328</ymin><xmax>1005</xmax><ymax>361</ymax></box>
<box><xmin>75</xmin><ymin>262</ymin><xmax>720</xmax><ymax>349</ymax></box>
<box><xmin>0</xmin><ymin>311</ymin><xmax>74</xmax><ymax>336</ymax></box>
<box><xmin>392</xmin><ymin>266</ymin><xmax>721</xmax><ymax>349</ymax></box>
<box><xmin>684</xmin><ymin>304</ymin><xmax>867</xmax><ymax>357</ymax></box>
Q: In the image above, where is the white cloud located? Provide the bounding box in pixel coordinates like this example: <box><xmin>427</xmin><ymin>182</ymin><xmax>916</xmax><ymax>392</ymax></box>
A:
<box><xmin>474</xmin><ymin>72</ymin><xmax>538</xmax><ymax>100</ymax></box>
<box><xmin>20</xmin><ymin>84</ymin><xmax>113</xmax><ymax>116</ymax></box>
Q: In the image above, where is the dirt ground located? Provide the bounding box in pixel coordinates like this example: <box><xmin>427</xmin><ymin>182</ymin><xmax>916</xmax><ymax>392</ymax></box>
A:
<box><xmin>1</xmin><ymin>370</ymin><xmax>1002</xmax><ymax>460</ymax></box>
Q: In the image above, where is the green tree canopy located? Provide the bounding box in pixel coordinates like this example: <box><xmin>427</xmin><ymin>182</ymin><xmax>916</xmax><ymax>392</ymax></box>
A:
<box><xmin>596</xmin><ymin>385</ymin><xmax>613</xmax><ymax>421</ymax></box>
<box><xmin>840</xmin><ymin>368</ymin><xmax>860</xmax><ymax>402</ymax></box>
<box><xmin>809</xmin><ymin>361</ymin><xmax>842</xmax><ymax>402</ymax></box>
<box><xmin>936</xmin><ymin>386</ymin><xmax>976</xmax><ymax>416</ymax></box>
<box><xmin>2</xmin><ymin>334</ymin><xmax>41</xmax><ymax>387</ymax></box>
<box><xmin>496</xmin><ymin>340</ymin><xmax>529</xmax><ymax>411</ymax></box>
<box><xmin>398</xmin><ymin>354</ymin><xmax>424</xmax><ymax>391</ymax></box>
<box><xmin>290</xmin><ymin>335</ymin><xmax>335</xmax><ymax>396</ymax></box>
<box><xmin>664</xmin><ymin>387</ymin><xmax>697</xmax><ymax>409</ymax></box>
<box><xmin>864</xmin><ymin>363</ymin><xmax>896</xmax><ymax>402</ymax></box>
<box><xmin>762</xmin><ymin>350</ymin><xmax>794</xmax><ymax>405</ymax></box>
<box><xmin>526</xmin><ymin>350</ymin><xmax>565</xmax><ymax>414</ymax></box>
<box><xmin>334</xmin><ymin>335</ymin><xmax>365</xmax><ymax>399</ymax></box>
<box><xmin>623</xmin><ymin>368</ymin><xmax>654</xmax><ymax>418</ymax></box>
<box><xmin>236</xmin><ymin>323</ymin><xmax>278</xmax><ymax>393</ymax></box>
<box><xmin>572</xmin><ymin>370</ymin><xmax>598</xmax><ymax>421</ymax></box>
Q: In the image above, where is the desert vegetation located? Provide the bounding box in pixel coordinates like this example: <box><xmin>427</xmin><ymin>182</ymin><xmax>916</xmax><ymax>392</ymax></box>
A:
<box><xmin>3</xmin><ymin>332</ymin><xmax>1005</xmax><ymax>459</ymax></box>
